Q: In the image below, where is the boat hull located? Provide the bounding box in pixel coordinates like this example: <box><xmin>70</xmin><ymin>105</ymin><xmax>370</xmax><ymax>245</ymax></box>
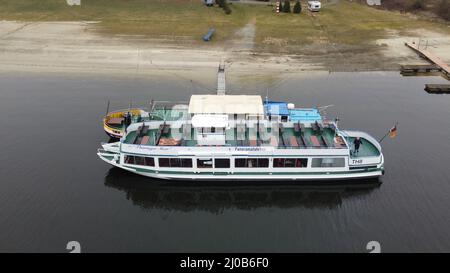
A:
<box><xmin>104</xmin><ymin>130</ymin><xmax>122</xmax><ymax>139</ymax></box>
<box><xmin>98</xmin><ymin>153</ymin><xmax>383</xmax><ymax>182</ymax></box>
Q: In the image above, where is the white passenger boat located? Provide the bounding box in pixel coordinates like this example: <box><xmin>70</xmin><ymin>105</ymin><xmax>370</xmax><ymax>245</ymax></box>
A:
<box><xmin>97</xmin><ymin>93</ymin><xmax>384</xmax><ymax>182</ymax></box>
<box><xmin>98</xmin><ymin>63</ymin><xmax>384</xmax><ymax>182</ymax></box>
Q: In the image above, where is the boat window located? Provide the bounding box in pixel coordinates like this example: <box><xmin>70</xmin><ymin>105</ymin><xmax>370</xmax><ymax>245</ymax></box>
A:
<box><xmin>197</xmin><ymin>158</ymin><xmax>213</xmax><ymax>168</ymax></box>
<box><xmin>124</xmin><ymin>155</ymin><xmax>135</xmax><ymax>165</ymax></box>
<box><xmin>144</xmin><ymin>157</ymin><xmax>155</xmax><ymax>166</ymax></box>
<box><xmin>311</xmin><ymin>158</ymin><xmax>345</xmax><ymax>168</ymax></box>
<box><xmin>235</xmin><ymin>158</ymin><xmax>246</xmax><ymax>168</ymax></box>
<box><xmin>235</xmin><ymin>158</ymin><xmax>269</xmax><ymax>168</ymax></box>
<box><xmin>284</xmin><ymin>158</ymin><xmax>296</xmax><ymax>167</ymax></box>
<box><xmin>169</xmin><ymin>158</ymin><xmax>192</xmax><ymax>168</ymax></box>
<box><xmin>258</xmin><ymin>158</ymin><xmax>269</xmax><ymax>168</ymax></box>
<box><xmin>159</xmin><ymin>158</ymin><xmax>192</xmax><ymax>168</ymax></box>
<box><xmin>170</xmin><ymin>158</ymin><xmax>182</xmax><ymax>167</ymax></box>
<box><xmin>158</xmin><ymin>158</ymin><xmax>170</xmax><ymax>167</ymax></box>
<box><xmin>273</xmin><ymin>158</ymin><xmax>308</xmax><ymax>168</ymax></box>
<box><xmin>215</xmin><ymin>158</ymin><xmax>230</xmax><ymax>168</ymax></box>
<box><xmin>124</xmin><ymin>155</ymin><xmax>154</xmax><ymax>166</ymax></box>
<box><xmin>181</xmin><ymin>158</ymin><xmax>193</xmax><ymax>168</ymax></box>
<box><xmin>135</xmin><ymin>156</ymin><xmax>145</xmax><ymax>166</ymax></box>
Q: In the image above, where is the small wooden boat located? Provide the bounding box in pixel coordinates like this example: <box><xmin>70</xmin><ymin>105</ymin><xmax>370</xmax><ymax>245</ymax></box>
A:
<box><xmin>103</xmin><ymin>108</ymin><xmax>147</xmax><ymax>139</ymax></box>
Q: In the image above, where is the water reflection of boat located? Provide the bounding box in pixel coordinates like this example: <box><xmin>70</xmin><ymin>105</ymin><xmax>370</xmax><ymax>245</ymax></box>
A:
<box><xmin>104</xmin><ymin>168</ymin><xmax>381</xmax><ymax>212</ymax></box>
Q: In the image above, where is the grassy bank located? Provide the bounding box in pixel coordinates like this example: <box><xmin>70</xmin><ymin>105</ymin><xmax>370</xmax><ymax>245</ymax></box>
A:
<box><xmin>0</xmin><ymin>0</ymin><xmax>251</xmax><ymax>43</ymax></box>
<box><xmin>0</xmin><ymin>0</ymin><xmax>448</xmax><ymax>51</ymax></box>
<box><xmin>254</xmin><ymin>1</ymin><xmax>450</xmax><ymax>53</ymax></box>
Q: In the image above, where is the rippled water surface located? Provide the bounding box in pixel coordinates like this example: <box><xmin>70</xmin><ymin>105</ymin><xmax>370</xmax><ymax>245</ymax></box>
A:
<box><xmin>0</xmin><ymin>71</ymin><xmax>449</xmax><ymax>252</ymax></box>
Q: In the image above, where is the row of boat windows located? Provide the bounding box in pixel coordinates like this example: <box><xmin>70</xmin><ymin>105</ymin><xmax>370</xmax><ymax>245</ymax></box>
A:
<box><xmin>124</xmin><ymin>156</ymin><xmax>345</xmax><ymax>168</ymax></box>
<box><xmin>124</xmin><ymin>156</ymin><xmax>155</xmax><ymax>166</ymax></box>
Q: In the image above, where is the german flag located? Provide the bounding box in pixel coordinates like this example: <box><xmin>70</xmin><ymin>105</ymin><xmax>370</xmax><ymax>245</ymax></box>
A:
<box><xmin>389</xmin><ymin>124</ymin><xmax>398</xmax><ymax>138</ymax></box>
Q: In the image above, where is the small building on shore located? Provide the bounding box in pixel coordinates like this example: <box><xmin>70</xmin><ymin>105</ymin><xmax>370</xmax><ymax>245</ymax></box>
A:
<box><xmin>204</xmin><ymin>0</ymin><xmax>214</xmax><ymax>7</ymax></box>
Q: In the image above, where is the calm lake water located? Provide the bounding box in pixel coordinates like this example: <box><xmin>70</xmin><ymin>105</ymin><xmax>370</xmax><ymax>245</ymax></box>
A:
<box><xmin>0</xmin><ymin>71</ymin><xmax>449</xmax><ymax>252</ymax></box>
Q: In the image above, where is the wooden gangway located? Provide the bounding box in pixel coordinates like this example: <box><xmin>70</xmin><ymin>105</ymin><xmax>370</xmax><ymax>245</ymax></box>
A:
<box><xmin>217</xmin><ymin>61</ymin><xmax>226</xmax><ymax>95</ymax></box>
<box><xmin>405</xmin><ymin>42</ymin><xmax>450</xmax><ymax>77</ymax></box>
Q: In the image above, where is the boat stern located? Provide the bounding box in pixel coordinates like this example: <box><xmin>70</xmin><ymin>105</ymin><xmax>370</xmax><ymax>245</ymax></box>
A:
<box><xmin>342</xmin><ymin>130</ymin><xmax>385</xmax><ymax>176</ymax></box>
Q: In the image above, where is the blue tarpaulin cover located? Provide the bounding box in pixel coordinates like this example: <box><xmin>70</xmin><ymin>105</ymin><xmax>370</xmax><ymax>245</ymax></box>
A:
<box><xmin>289</xmin><ymin>108</ymin><xmax>322</xmax><ymax>121</ymax></box>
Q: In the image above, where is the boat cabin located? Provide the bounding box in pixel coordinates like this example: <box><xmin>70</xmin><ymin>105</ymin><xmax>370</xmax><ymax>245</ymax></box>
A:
<box><xmin>264</xmin><ymin>101</ymin><xmax>290</xmax><ymax>122</ymax></box>
<box><xmin>192</xmin><ymin>114</ymin><xmax>228</xmax><ymax>146</ymax></box>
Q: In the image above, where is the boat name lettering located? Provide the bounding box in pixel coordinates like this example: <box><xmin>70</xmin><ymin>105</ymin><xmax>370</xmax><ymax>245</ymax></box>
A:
<box><xmin>352</xmin><ymin>159</ymin><xmax>363</xmax><ymax>164</ymax></box>
<box><xmin>137</xmin><ymin>145</ymin><xmax>157</xmax><ymax>151</ymax></box>
<box><xmin>235</xmin><ymin>147</ymin><xmax>264</xmax><ymax>152</ymax></box>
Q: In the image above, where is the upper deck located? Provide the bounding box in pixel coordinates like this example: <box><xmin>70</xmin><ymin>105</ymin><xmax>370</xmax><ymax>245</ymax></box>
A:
<box><xmin>123</xmin><ymin>120</ymin><xmax>348</xmax><ymax>150</ymax></box>
<box><xmin>104</xmin><ymin>103</ymin><xmax>189</xmax><ymax>131</ymax></box>
<box><xmin>113</xmin><ymin>96</ymin><xmax>381</xmax><ymax>159</ymax></box>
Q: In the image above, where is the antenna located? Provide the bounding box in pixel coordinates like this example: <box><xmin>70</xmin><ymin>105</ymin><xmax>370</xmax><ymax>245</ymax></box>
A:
<box><xmin>317</xmin><ymin>104</ymin><xmax>334</xmax><ymax>117</ymax></box>
<box><xmin>317</xmin><ymin>104</ymin><xmax>334</xmax><ymax>111</ymax></box>
<box><xmin>334</xmin><ymin>116</ymin><xmax>340</xmax><ymax>138</ymax></box>
<box><xmin>105</xmin><ymin>100</ymin><xmax>110</xmax><ymax>115</ymax></box>
<box><xmin>149</xmin><ymin>99</ymin><xmax>154</xmax><ymax>113</ymax></box>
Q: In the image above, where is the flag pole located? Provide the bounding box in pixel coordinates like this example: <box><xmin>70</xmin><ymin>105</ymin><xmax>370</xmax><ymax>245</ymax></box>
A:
<box><xmin>379</xmin><ymin>122</ymin><xmax>398</xmax><ymax>143</ymax></box>
<box><xmin>379</xmin><ymin>131</ymin><xmax>390</xmax><ymax>144</ymax></box>
<box><xmin>105</xmin><ymin>100</ymin><xmax>110</xmax><ymax>115</ymax></box>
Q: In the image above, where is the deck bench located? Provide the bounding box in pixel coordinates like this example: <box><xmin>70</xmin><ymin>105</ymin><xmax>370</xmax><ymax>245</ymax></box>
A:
<box><xmin>310</xmin><ymin>135</ymin><xmax>321</xmax><ymax>147</ymax></box>
<box><xmin>282</xmin><ymin>135</ymin><xmax>290</xmax><ymax>147</ymax></box>
<box><xmin>162</xmin><ymin>124</ymin><xmax>170</xmax><ymax>134</ymax></box>
<box><xmin>311</xmin><ymin>122</ymin><xmax>318</xmax><ymax>133</ymax></box>
<box><xmin>133</xmin><ymin>136</ymin><xmax>142</xmax><ymax>145</ymax></box>
<box><xmin>315</xmin><ymin>121</ymin><xmax>324</xmax><ymax>134</ymax></box>
<box><xmin>140</xmin><ymin>135</ymin><xmax>150</xmax><ymax>145</ymax></box>
<box><xmin>300</xmin><ymin>123</ymin><xmax>305</xmax><ymax>132</ymax></box>
<box><xmin>158</xmin><ymin>138</ymin><xmax>180</xmax><ymax>146</ymax></box>
<box><xmin>107</xmin><ymin>117</ymin><xmax>124</xmax><ymax>125</ymax></box>
<box><xmin>334</xmin><ymin>136</ymin><xmax>346</xmax><ymax>148</ymax></box>
<box><xmin>137</xmin><ymin>125</ymin><xmax>149</xmax><ymax>136</ymax></box>
<box><xmin>300</xmin><ymin>136</ymin><xmax>307</xmax><ymax>147</ymax></box>
<box><xmin>290</xmin><ymin>136</ymin><xmax>299</xmax><ymax>147</ymax></box>
<box><xmin>270</xmin><ymin>136</ymin><xmax>278</xmax><ymax>147</ymax></box>
<box><xmin>321</xmin><ymin>135</ymin><xmax>330</xmax><ymax>147</ymax></box>
<box><xmin>294</xmin><ymin>123</ymin><xmax>301</xmax><ymax>133</ymax></box>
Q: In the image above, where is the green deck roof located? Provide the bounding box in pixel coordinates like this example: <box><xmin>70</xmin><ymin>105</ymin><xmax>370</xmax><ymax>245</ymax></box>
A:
<box><xmin>124</xmin><ymin>125</ymin><xmax>346</xmax><ymax>150</ymax></box>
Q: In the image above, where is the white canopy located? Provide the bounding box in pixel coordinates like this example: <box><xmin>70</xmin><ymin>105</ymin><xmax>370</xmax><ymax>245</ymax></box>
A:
<box><xmin>188</xmin><ymin>95</ymin><xmax>264</xmax><ymax>115</ymax></box>
<box><xmin>192</xmin><ymin>114</ymin><xmax>228</xmax><ymax>128</ymax></box>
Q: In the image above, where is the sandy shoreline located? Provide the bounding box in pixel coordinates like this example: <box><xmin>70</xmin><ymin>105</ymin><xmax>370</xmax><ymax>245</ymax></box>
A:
<box><xmin>1</xmin><ymin>20</ymin><xmax>450</xmax><ymax>80</ymax></box>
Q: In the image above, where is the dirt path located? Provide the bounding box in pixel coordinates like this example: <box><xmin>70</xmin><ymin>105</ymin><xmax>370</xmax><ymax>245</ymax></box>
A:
<box><xmin>226</xmin><ymin>18</ymin><xmax>256</xmax><ymax>52</ymax></box>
